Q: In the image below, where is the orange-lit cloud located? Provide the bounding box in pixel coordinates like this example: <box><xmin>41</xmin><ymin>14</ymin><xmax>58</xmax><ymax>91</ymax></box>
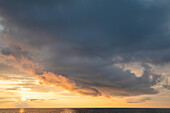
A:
<box><xmin>0</xmin><ymin>41</ymin><xmax>104</xmax><ymax>97</ymax></box>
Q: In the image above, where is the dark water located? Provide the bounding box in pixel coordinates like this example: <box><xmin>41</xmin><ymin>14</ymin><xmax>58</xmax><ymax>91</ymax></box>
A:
<box><xmin>0</xmin><ymin>108</ymin><xmax>170</xmax><ymax>113</ymax></box>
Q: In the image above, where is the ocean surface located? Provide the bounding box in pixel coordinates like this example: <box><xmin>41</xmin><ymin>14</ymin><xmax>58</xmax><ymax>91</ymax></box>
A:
<box><xmin>0</xmin><ymin>108</ymin><xmax>170</xmax><ymax>113</ymax></box>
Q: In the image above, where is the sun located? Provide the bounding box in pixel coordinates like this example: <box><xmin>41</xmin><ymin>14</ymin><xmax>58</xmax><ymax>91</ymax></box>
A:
<box><xmin>21</xmin><ymin>97</ymin><xmax>26</xmax><ymax>101</ymax></box>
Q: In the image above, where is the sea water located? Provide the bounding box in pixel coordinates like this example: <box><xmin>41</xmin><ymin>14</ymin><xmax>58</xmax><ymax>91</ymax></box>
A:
<box><xmin>0</xmin><ymin>108</ymin><xmax>169</xmax><ymax>113</ymax></box>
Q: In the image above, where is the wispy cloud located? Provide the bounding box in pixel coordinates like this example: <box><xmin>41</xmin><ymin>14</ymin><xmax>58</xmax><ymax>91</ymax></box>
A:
<box><xmin>126</xmin><ymin>97</ymin><xmax>152</xmax><ymax>103</ymax></box>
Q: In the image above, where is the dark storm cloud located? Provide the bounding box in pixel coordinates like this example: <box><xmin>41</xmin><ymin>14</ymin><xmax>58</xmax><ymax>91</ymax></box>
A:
<box><xmin>1</xmin><ymin>0</ymin><xmax>170</xmax><ymax>63</ymax></box>
<box><xmin>0</xmin><ymin>0</ymin><xmax>170</xmax><ymax>97</ymax></box>
<box><xmin>1</xmin><ymin>45</ymin><xmax>32</xmax><ymax>61</ymax></box>
<box><xmin>76</xmin><ymin>64</ymin><xmax>162</xmax><ymax>96</ymax></box>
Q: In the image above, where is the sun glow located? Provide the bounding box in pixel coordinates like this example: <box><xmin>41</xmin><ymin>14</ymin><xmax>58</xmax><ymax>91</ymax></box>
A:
<box><xmin>21</xmin><ymin>97</ymin><xmax>26</xmax><ymax>101</ymax></box>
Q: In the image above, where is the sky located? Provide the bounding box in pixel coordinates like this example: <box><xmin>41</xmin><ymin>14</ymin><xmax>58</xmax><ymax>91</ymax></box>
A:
<box><xmin>0</xmin><ymin>0</ymin><xmax>170</xmax><ymax>108</ymax></box>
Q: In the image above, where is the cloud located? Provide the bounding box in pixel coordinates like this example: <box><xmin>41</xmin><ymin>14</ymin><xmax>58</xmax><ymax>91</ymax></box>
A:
<box><xmin>0</xmin><ymin>97</ymin><xmax>10</xmax><ymax>99</ymax></box>
<box><xmin>0</xmin><ymin>45</ymin><xmax>103</xmax><ymax>97</ymax></box>
<box><xmin>0</xmin><ymin>43</ymin><xmax>162</xmax><ymax>97</ymax></box>
<box><xmin>16</xmin><ymin>102</ymin><xmax>29</xmax><ymax>108</ymax></box>
<box><xmin>26</xmin><ymin>99</ymin><xmax>44</xmax><ymax>102</ymax></box>
<box><xmin>126</xmin><ymin>97</ymin><xmax>152</xmax><ymax>103</ymax></box>
<box><xmin>163</xmin><ymin>77</ymin><xmax>170</xmax><ymax>90</ymax></box>
<box><xmin>0</xmin><ymin>101</ymin><xmax>14</xmax><ymax>104</ymax></box>
<box><xmin>5</xmin><ymin>87</ymin><xmax>19</xmax><ymax>90</ymax></box>
<box><xmin>0</xmin><ymin>0</ymin><xmax>169</xmax><ymax>97</ymax></box>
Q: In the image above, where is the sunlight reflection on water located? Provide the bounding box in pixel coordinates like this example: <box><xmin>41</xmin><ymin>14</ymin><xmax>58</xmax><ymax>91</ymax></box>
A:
<box><xmin>61</xmin><ymin>109</ymin><xmax>76</xmax><ymax>113</ymax></box>
<box><xmin>19</xmin><ymin>108</ymin><xmax>24</xmax><ymax>113</ymax></box>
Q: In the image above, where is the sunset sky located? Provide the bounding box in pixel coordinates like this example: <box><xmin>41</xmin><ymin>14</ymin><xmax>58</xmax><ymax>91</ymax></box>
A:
<box><xmin>0</xmin><ymin>0</ymin><xmax>170</xmax><ymax>108</ymax></box>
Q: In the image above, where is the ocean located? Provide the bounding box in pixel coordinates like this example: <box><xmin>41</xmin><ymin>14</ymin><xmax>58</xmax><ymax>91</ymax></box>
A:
<box><xmin>0</xmin><ymin>108</ymin><xmax>170</xmax><ymax>113</ymax></box>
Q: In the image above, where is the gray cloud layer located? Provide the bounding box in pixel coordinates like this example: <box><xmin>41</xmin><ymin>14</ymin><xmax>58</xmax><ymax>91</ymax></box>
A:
<box><xmin>0</xmin><ymin>0</ymin><xmax>170</xmax><ymax>97</ymax></box>
<box><xmin>126</xmin><ymin>97</ymin><xmax>152</xmax><ymax>103</ymax></box>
